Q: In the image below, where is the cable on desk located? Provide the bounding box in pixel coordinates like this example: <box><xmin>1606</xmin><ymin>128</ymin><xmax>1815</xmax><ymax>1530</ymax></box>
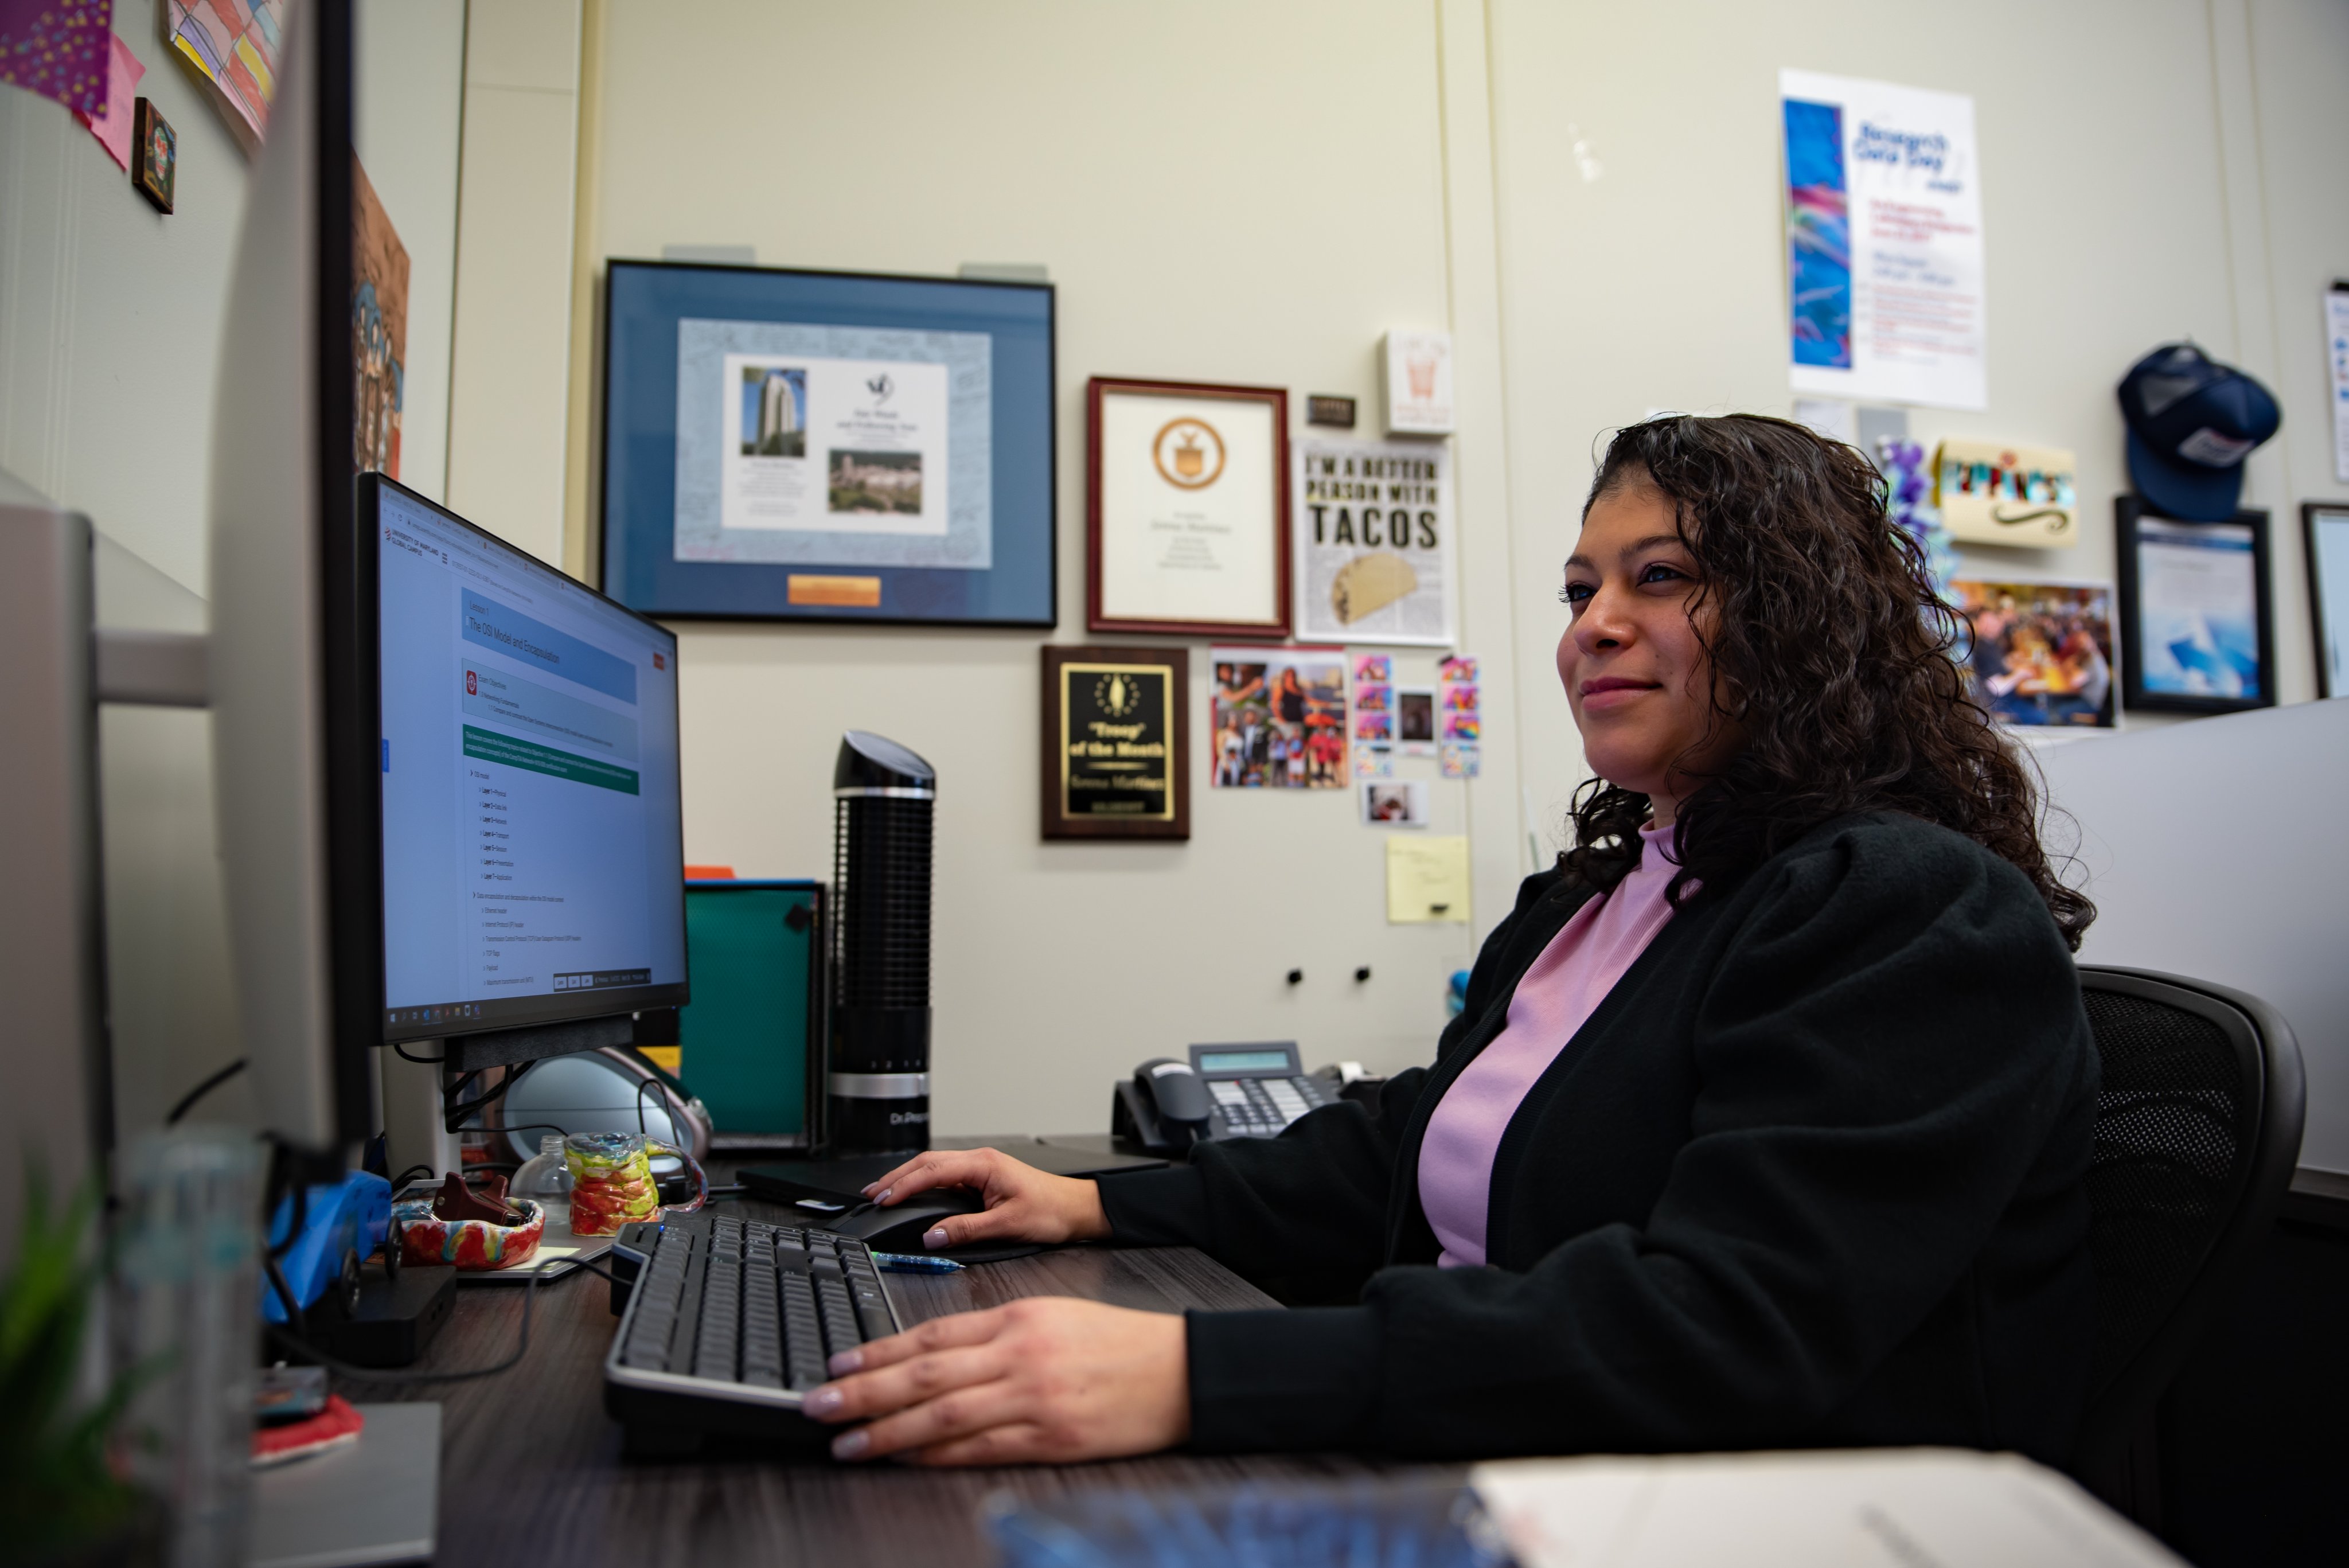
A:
<box><xmin>264</xmin><ymin>1255</ymin><xmax>618</xmax><ymax>1385</ymax></box>
<box><xmin>165</xmin><ymin>1058</ymin><xmax>248</xmax><ymax>1125</ymax></box>
<box><xmin>392</xmin><ymin>1040</ymin><xmax>446</xmax><ymax>1065</ymax></box>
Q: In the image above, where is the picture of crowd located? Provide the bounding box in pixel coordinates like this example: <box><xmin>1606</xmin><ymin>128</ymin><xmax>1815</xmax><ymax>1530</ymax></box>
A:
<box><xmin>1212</xmin><ymin>653</ymin><xmax>1347</xmax><ymax>788</ymax></box>
<box><xmin>1952</xmin><ymin>579</ymin><xmax>2116</xmax><ymax>728</ymax></box>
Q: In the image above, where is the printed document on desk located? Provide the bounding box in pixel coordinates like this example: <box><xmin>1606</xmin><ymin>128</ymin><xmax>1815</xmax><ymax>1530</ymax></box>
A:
<box><xmin>1471</xmin><ymin>1448</ymin><xmax>2181</xmax><ymax>1567</ymax></box>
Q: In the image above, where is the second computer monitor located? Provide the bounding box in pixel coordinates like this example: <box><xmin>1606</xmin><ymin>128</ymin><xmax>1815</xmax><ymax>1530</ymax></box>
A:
<box><xmin>367</xmin><ymin>475</ymin><xmax>688</xmax><ymax>1043</ymax></box>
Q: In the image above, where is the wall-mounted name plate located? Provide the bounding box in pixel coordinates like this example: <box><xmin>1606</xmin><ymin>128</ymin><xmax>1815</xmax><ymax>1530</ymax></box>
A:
<box><xmin>1935</xmin><ymin>439</ymin><xmax>2077</xmax><ymax>547</ymax></box>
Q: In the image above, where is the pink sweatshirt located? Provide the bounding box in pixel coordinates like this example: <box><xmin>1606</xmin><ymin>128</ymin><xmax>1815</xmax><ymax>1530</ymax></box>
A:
<box><xmin>1418</xmin><ymin>821</ymin><xmax>1683</xmax><ymax>1267</ymax></box>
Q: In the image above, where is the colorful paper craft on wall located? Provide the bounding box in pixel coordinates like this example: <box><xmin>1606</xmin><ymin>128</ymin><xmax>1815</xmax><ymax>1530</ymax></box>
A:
<box><xmin>168</xmin><ymin>0</ymin><xmax>283</xmax><ymax>150</ymax></box>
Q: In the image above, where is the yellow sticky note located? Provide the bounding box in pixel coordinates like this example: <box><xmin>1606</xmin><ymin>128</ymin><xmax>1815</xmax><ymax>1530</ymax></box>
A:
<box><xmin>1387</xmin><ymin>835</ymin><xmax>1470</xmax><ymax>923</ymax></box>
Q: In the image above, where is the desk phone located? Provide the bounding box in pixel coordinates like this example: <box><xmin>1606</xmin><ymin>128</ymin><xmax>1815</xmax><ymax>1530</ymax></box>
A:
<box><xmin>1111</xmin><ymin>1042</ymin><xmax>1341</xmax><ymax>1156</ymax></box>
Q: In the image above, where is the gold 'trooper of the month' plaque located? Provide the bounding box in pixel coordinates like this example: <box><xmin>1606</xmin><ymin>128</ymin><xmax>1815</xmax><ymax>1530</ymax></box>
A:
<box><xmin>1061</xmin><ymin>663</ymin><xmax>1175</xmax><ymax>820</ymax></box>
<box><xmin>1041</xmin><ymin>646</ymin><xmax>1190</xmax><ymax>840</ymax></box>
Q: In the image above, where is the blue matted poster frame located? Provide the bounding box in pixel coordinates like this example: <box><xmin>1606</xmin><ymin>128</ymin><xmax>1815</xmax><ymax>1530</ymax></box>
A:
<box><xmin>599</xmin><ymin>261</ymin><xmax>1056</xmax><ymax>626</ymax></box>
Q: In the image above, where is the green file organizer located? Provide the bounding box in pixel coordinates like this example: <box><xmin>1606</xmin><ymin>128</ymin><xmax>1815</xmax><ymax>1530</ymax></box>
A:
<box><xmin>678</xmin><ymin>879</ymin><xmax>826</xmax><ymax>1145</ymax></box>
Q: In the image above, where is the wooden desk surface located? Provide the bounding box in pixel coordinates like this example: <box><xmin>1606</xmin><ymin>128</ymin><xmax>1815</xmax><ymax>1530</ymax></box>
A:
<box><xmin>362</xmin><ymin>1183</ymin><xmax>1419</xmax><ymax>1567</ymax></box>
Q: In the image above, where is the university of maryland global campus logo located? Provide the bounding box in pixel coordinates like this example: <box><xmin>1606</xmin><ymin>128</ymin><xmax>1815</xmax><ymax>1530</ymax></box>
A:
<box><xmin>1152</xmin><ymin>416</ymin><xmax>1225</xmax><ymax>490</ymax></box>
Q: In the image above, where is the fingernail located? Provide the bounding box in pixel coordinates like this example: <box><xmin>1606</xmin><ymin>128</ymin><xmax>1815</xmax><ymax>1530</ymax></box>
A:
<box><xmin>874</xmin><ymin>1187</ymin><xmax>892</xmax><ymax>1204</ymax></box>
<box><xmin>922</xmin><ymin>1227</ymin><xmax>949</xmax><ymax>1249</ymax></box>
<box><xmin>804</xmin><ymin>1385</ymin><xmax>844</xmax><ymax>1418</ymax></box>
<box><xmin>860</xmin><ymin>1183</ymin><xmax>877</xmax><ymax>1196</ymax></box>
<box><xmin>831</xmin><ymin>1429</ymin><xmax>869</xmax><ymax>1460</ymax></box>
<box><xmin>827</xmin><ymin>1348</ymin><xmax>863</xmax><ymax>1376</ymax></box>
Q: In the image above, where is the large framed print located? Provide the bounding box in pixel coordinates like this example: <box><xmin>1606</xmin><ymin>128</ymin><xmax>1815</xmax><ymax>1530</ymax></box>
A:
<box><xmin>1040</xmin><ymin>646</ymin><xmax>1189</xmax><ymax>840</ymax></box>
<box><xmin>1087</xmin><ymin>377</ymin><xmax>1289</xmax><ymax>639</ymax></box>
<box><xmin>600</xmin><ymin>262</ymin><xmax>1055</xmax><ymax>626</ymax></box>
<box><xmin>2302</xmin><ymin>502</ymin><xmax>2349</xmax><ymax>697</ymax></box>
<box><xmin>2115</xmin><ymin>496</ymin><xmax>2274</xmax><ymax>715</ymax></box>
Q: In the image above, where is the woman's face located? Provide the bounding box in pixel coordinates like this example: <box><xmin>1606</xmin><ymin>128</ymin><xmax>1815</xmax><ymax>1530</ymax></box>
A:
<box><xmin>1556</xmin><ymin>481</ymin><xmax>1737</xmax><ymax>817</ymax></box>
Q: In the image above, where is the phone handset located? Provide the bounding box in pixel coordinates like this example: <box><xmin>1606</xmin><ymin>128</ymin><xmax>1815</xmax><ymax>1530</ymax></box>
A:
<box><xmin>1111</xmin><ymin>1057</ymin><xmax>1212</xmax><ymax>1156</ymax></box>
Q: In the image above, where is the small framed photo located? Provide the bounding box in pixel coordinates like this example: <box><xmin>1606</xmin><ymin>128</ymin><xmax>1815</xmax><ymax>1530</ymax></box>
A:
<box><xmin>1396</xmin><ymin>687</ymin><xmax>1436</xmax><ymax>754</ymax></box>
<box><xmin>1949</xmin><ymin>576</ymin><xmax>2117</xmax><ymax>729</ymax></box>
<box><xmin>1360</xmin><ymin>779</ymin><xmax>1429</xmax><ymax>827</ymax></box>
<box><xmin>1088</xmin><ymin>377</ymin><xmax>1290</xmax><ymax>639</ymax></box>
<box><xmin>2301</xmin><ymin>502</ymin><xmax>2349</xmax><ymax>698</ymax></box>
<box><xmin>2114</xmin><ymin>497</ymin><xmax>2274</xmax><ymax>715</ymax></box>
<box><xmin>132</xmin><ymin>99</ymin><xmax>175</xmax><ymax>214</ymax></box>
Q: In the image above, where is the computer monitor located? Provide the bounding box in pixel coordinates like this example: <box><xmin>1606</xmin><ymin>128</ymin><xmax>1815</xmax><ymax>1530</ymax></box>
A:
<box><xmin>367</xmin><ymin>475</ymin><xmax>686</xmax><ymax>1042</ymax></box>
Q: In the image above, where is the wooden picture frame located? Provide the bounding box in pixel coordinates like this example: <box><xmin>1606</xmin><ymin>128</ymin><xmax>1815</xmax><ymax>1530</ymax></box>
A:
<box><xmin>2115</xmin><ymin>495</ymin><xmax>2275</xmax><ymax>715</ymax></box>
<box><xmin>1040</xmin><ymin>645</ymin><xmax>1189</xmax><ymax>840</ymax></box>
<box><xmin>1087</xmin><ymin>377</ymin><xmax>1290</xmax><ymax>640</ymax></box>
<box><xmin>2301</xmin><ymin>501</ymin><xmax>2349</xmax><ymax>698</ymax></box>
<box><xmin>132</xmin><ymin>99</ymin><xmax>175</xmax><ymax>214</ymax></box>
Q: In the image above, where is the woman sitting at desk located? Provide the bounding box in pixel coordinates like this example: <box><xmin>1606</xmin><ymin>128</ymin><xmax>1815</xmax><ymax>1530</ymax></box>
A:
<box><xmin>808</xmin><ymin>414</ymin><xmax>2100</xmax><ymax>1469</ymax></box>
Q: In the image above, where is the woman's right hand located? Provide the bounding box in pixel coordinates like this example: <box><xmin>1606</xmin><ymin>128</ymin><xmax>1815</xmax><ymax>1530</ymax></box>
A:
<box><xmin>861</xmin><ymin>1148</ymin><xmax>1111</xmax><ymax>1250</ymax></box>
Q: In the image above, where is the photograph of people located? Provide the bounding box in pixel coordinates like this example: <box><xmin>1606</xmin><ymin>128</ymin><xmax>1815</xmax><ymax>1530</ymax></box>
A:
<box><xmin>811</xmin><ymin>415</ymin><xmax>2099</xmax><ymax>1472</ymax></box>
<box><xmin>1954</xmin><ymin>581</ymin><xmax>2116</xmax><ymax>727</ymax></box>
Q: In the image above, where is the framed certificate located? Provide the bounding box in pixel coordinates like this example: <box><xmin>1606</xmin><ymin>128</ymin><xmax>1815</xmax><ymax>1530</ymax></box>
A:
<box><xmin>1040</xmin><ymin>646</ymin><xmax>1189</xmax><ymax>840</ymax></box>
<box><xmin>600</xmin><ymin>262</ymin><xmax>1056</xmax><ymax>627</ymax></box>
<box><xmin>2302</xmin><ymin>501</ymin><xmax>2349</xmax><ymax>697</ymax></box>
<box><xmin>1087</xmin><ymin>377</ymin><xmax>1289</xmax><ymax>639</ymax></box>
<box><xmin>2115</xmin><ymin>496</ymin><xmax>2274</xmax><ymax>715</ymax></box>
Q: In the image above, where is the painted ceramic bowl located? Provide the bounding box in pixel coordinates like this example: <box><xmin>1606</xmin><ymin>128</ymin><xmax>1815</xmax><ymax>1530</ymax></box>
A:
<box><xmin>392</xmin><ymin>1196</ymin><xmax>546</xmax><ymax>1271</ymax></box>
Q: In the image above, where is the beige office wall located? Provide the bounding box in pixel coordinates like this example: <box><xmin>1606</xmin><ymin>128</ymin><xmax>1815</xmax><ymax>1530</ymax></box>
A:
<box><xmin>1481</xmin><ymin>0</ymin><xmax>2334</xmax><ymax>822</ymax></box>
<box><xmin>579</xmin><ymin>0</ymin><xmax>1506</xmax><ymax>1135</ymax></box>
<box><xmin>446</xmin><ymin>0</ymin><xmax>583</xmax><ymax>565</ymax></box>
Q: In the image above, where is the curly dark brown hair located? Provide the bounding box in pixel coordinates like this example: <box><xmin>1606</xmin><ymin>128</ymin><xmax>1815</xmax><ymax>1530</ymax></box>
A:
<box><xmin>1560</xmin><ymin>414</ymin><xmax>2094</xmax><ymax>950</ymax></box>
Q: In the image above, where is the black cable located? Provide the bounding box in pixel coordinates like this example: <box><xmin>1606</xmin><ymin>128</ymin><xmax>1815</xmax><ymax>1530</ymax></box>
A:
<box><xmin>165</xmin><ymin>1058</ymin><xmax>248</xmax><ymax>1125</ymax></box>
<box><xmin>392</xmin><ymin>1041</ymin><xmax>446</xmax><ymax>1065</ymax></box>
<box><xmin>388</xmin><ymin>1164</ymin><xmax>435</xmax><ymax>1193</ymax></box>
<box><xmin>262</xmin><ymin>1255</ymin><xmax>616</xmax><ymax>1384</ymax></box>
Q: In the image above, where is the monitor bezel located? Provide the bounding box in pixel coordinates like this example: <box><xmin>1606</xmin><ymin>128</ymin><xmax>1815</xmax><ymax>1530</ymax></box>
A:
<box><xmin>360</xmin><ymin>472</ymin><xmax>692</xmax><ymax>1046</ymax></box>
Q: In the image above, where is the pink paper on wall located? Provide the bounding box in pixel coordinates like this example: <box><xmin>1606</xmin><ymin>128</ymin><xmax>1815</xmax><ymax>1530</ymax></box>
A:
<box><xmin>72</xmin><ymin>31</ymin><xmax>143</xmax><ymax>169</ymax></box>
<box><xmin>0</xmin><ymin>0</ymin><xmax>114</xmax><ymax>114</ymax></box>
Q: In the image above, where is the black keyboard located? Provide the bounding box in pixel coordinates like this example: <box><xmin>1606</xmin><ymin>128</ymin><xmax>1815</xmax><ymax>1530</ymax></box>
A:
<box><xmin>601</xmin><ymin>1210</ymin><xmax>904</xmax><ymax>1452</ymax></box>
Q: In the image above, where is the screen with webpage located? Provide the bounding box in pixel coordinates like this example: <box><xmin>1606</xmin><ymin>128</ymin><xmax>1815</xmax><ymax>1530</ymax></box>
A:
<box><xmin>376</xmin><ymin>481</ymin><xmax>685</xmax><ymax>1037</ymax></box>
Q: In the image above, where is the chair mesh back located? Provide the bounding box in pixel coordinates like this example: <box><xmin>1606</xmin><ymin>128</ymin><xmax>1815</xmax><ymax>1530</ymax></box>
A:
<box><xmin>2081</xmin><ymin>988</ymin><xmax>2246</xmax><ymax>1394</ymax></box>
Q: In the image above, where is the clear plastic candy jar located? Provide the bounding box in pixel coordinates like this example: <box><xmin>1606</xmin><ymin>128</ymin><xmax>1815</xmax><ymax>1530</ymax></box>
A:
<box><xmin>563</xmin><ymin>1131</ymin><xmax>659</xmax><ymax>1236</ymax></box>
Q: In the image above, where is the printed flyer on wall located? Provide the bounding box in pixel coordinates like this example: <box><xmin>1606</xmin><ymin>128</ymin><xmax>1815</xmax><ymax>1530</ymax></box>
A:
<box><xmin>1781</xmin><ymin>69</ymin><xmax>1986</xmax><ymax>412</ymax></box>
<box><xmin>1293</xmin><ymin>438</ymin><xmax>1456</xmax><ymax>645</ymax></box>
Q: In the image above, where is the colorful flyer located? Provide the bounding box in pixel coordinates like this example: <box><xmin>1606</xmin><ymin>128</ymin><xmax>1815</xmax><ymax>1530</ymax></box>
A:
<box><xmin>1781</xmin><ymin>69</ymin><xmax>1986</xmax><ymax>412</ymax></box>
<box><xmin>1294</xmin><ymin>440</ymin><xmax>1457</xmax><ymax>645</ymax></box>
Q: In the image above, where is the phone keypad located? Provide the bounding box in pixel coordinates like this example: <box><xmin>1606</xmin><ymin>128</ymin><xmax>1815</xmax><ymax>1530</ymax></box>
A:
<box><xmin>1208</xmin><ymin>1075</ymin><xmax>1339</xmax><ymax>1138</ymax></box>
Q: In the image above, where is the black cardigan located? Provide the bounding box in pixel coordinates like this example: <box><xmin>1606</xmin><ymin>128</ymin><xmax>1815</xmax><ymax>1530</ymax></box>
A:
<box><xmin>1099</xmin><ymin>812</ymin><xmax>2098</xmax><ymax>1463</ymax></box>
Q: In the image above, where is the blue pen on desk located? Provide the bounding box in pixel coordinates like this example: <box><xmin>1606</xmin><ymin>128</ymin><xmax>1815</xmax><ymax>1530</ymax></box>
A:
<box><xmin>872</xmin><ymin>1251</ymin><xmax>963</xmax><ymax>1273</ymax></box>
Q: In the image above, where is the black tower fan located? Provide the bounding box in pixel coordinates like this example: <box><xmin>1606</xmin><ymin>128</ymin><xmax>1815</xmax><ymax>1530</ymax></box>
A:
<box><xmin>828</xmin><ymin>731</ymin><xmax>935</xmax><ymax>1154</ymax></box>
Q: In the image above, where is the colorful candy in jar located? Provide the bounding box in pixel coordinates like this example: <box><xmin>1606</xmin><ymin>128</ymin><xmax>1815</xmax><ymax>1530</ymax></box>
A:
<box><xmin>563</xmin><ymin>1132</ymin><xmax>659</xmax><ymax>1236</ymax></box>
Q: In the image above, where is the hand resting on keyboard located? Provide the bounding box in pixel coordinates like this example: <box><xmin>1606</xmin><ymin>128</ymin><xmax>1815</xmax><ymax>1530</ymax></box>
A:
<box><xmin>858</xmin><ymin>1147</ymin><xmax>1111</xmax><ymax>1251</ymax></box>
<box><xmin>805</xmin><ymin>1294</ymin><xmax>1188</xmax><ymax>1465</ymax></box>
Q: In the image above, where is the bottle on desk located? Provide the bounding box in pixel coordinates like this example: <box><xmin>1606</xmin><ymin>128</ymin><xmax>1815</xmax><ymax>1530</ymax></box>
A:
<box><xmin>512</xmin><ymin>1134</ymin><xmax>573</xmax><ymax>1231</ymax></box>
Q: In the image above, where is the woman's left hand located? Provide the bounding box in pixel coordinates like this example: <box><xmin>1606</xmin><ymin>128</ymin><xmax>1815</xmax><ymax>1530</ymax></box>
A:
<box><xmin>802</xmin><ymin>1297</ymin><xmax>1189</xmax><ymax>1465</ymax></box>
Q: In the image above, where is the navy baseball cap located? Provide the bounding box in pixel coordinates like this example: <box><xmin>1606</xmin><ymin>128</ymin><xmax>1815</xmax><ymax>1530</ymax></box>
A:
<box><xmin>2117</xmin><ymin>342</ymin><xmax>2280</xmax><ymax>522</ymax></box>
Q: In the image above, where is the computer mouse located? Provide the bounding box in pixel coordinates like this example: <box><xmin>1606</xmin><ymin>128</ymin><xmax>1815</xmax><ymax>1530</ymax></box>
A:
<box><xmin>819</xmin><ymin>1187</ymin><xmax>1043</xmax><ymax>1263</ymax></box>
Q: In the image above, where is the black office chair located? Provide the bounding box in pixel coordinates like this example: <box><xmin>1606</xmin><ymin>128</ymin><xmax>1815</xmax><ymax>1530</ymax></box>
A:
<box><xmin>2071</xmin><ymin>966</ymin><xmax>2305</xmax><ymax>1528</ymax></box>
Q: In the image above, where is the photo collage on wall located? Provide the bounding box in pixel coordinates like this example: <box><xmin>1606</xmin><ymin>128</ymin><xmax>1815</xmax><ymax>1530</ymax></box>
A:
<box><xmin>1210</xmin><ymin>647</ymin><xmax>1347</xmax><ymax>789</ymax></box>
